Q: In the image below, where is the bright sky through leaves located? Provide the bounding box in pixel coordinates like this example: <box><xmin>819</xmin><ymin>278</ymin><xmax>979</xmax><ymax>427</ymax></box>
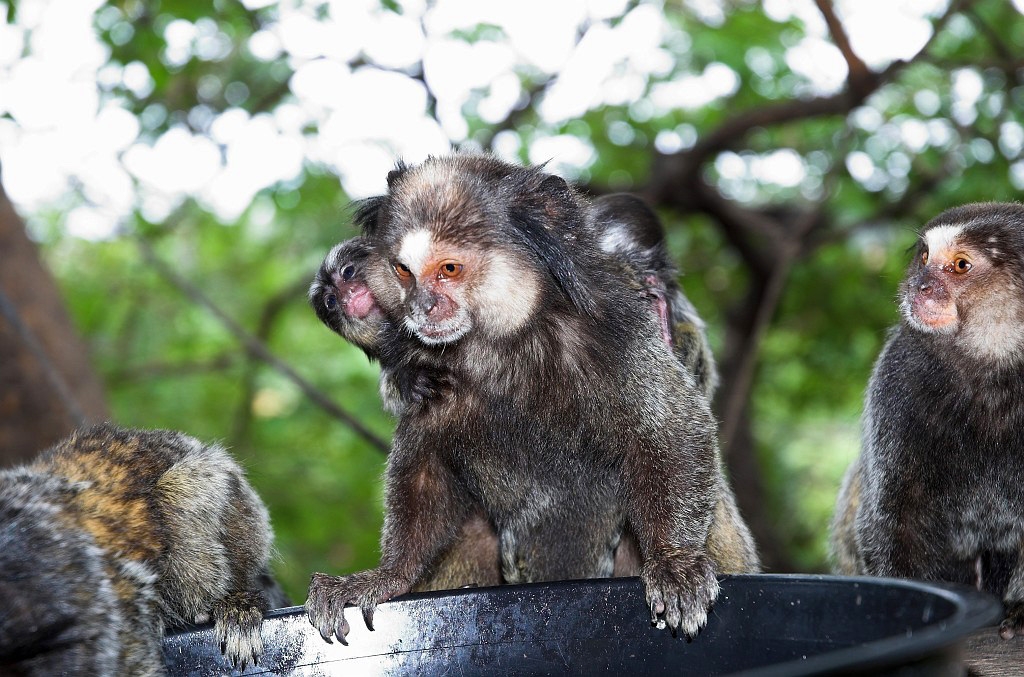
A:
<box><xmin>0</xmin><ymin>0</ymin><xmax>986</xmax><ymax>241</ymax></box>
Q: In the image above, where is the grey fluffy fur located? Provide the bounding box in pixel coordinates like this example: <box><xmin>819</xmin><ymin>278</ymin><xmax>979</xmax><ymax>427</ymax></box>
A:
<box><xmin>0</xmin><ymin>424</ymin><xmax>287</xmax><ymax>675</ymax></box>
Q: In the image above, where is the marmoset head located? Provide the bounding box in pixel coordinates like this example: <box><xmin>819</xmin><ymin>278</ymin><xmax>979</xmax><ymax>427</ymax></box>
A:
<box><xmin>900</xmin><ymin>202</ymin><xmax>1024</xmax><ymax>363</ymax></box>
<box><xmin>591</xmin><ymin>193</ymin><xmax>678</xmax><ymax>349</ymax></box>
<box><xmin>355</xmin><ymin>154</ymin><xmax>596</xmax><ymax>346</ymax></box>
<box><xmin>309</xmin><ymin>237</ymin><xmax>382</xmax><ymax>355</ymax></box>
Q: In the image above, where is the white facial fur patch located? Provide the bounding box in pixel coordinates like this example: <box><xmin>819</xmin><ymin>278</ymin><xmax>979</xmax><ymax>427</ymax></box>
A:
<box><xmin>398</xmin><ymin>229</ymin><xmax>433</xmax><ymax>277</ymax></box>
<box><xmin>475</xmin><ymin>252</ymin><xmax>539</xmax><ymax>337</ymax></box>
<box><xmin>599</xmin><ymin>225</ymin><xmax>637</xmax><ymax>254</ymax></box>
<box><xmin>403</xmin><ymin>309</ymin><xmax>471</xmax><ymax>345</ymax></box>
<box><xmin>921</xmin><ymin>223</ymin><xmax>1024</xmax><ymax>364</ymax></box>
<box><xmin>924</xmin><ymin>224</ymin><xmax>964</xmax><ymax>259</ymax></box>
<box><xmin>958</xmin><ymin>281</ymin><xmax>1024</xmax><ymax>365</ymax></box>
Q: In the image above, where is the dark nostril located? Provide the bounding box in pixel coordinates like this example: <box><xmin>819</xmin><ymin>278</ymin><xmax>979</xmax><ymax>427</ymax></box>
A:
<box><xmin>918</xmin><ymin>282</ymin><xmax>931</xmax><ymax>294</ymax></box>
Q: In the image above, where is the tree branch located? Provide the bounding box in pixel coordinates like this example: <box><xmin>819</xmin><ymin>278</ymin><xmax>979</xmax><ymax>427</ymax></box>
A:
<box><xmin>106</xmin><ymin>354</ymin><xmax>238</xmax><ymax>385</ymax></box>
<box><xmin>814</xmin><ymin>0</ymin><xmax>875</xmax><ymax>97</ymax></box>
<box><xmin>232</xmin><ymin>274</ymin><xmax>311</xmax><ymax>442</ymax></box>
<box><xmin>135</xmin><ymin>238</ymin><xmax>390</xmax><ymax>454</ymax></box>
<box><xmin>718</xmin><ymin>199</ymin><xmax>827</xmax><ymax>449</ymax></box>
<box><xmin>648</xmin><ymin>0</ymin><xmax>970</xmax><ymax>205</ymax></box>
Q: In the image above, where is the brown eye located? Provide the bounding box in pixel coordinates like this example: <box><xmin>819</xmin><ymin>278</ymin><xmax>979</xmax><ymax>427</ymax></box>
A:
<box><xmin>394</xmin><ymin>263</ymin><xmax>412</xmax><ymax>280</ymax></box>
<box><xmin>438</xmin><ymin>261</ymin><xmax>463</xmax><ymax>279</ymax></box>
<box><xmin>953</xmin><ymin>257</ymin><xmax>972</xmax><ymax>273</ymax></box>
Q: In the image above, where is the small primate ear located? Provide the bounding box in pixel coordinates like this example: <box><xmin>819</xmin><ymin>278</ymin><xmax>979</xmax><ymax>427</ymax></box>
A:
<box><xmin>357</xmin><ymin>160</ymin><xmax>409</xmax><ymax>235</ymax></box>
<box><xmin>591</xmin><ymin>193</ymin><xmax>665</xmax><ymax>251</ymax></box>
<box><xmin>508</xmin><ymin>171</ymin><xmax>599</xmax><ymax>317</ymax></box>
<box><xmin>353</xmin><ymin>195</ymin><xmax>387</xmax><ymax>236</ymax></box>
<box><xmin>386</xmin><ymin>159</ymin><xmax>409</xmax><ymax>189</ymax></box>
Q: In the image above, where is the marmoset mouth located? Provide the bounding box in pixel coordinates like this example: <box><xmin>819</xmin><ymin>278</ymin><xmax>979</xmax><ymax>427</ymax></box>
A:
<box><xmin>912</xmin><ymin>298</ymin><xmax>958</xmax><ymax>331</ymax></box>
<box><xmin>409</xmin><ymin>319</ymin><xmax>470</xmax><ymax>345</ymax></box>
<box><xmin>344</xmin><ymin>286</ymin><xmax>378</xmax><ymax>319</ymax></box>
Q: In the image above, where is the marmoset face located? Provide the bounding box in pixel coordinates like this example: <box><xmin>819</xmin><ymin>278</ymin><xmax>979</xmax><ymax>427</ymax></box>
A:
<box><xmin>900</xmin><ymin>203</ymin><xmax>1024</xmax><ymax>364</ymax></box>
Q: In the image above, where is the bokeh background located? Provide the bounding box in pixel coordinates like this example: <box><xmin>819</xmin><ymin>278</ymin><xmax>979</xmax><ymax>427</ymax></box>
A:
<box><xmin>2</xmin><ymin>0</ymin><xmax>1023</xmax><ymax>600</ymax></box>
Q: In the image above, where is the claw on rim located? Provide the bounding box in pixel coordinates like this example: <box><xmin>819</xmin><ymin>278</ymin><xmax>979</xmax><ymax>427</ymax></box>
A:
<box><xmin>336</xmin><ymin>615</ymin><xmax>350</xmax><ymax>645</ymax></box>
<box><xmin>318</xmin><ymin>623</ymin><xmax>334</xmax><ymax>644</ymax></box>
<box><xmin>362</xmin><ymin>605</ymin><xmax>375</xmax><ymax>631</ymax></box>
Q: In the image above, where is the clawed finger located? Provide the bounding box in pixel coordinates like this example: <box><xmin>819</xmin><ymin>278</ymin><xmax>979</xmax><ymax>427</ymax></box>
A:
<box><xmin>663</xmin><ymin>590</ymin><xmax>682</xmax><ymax>634</ymax></box>
<box><xmin>649</xmin><ymin>592</ymin><xmax>667</xmax><ymax>629</ymax></box>
<box><xmin>335</xmin><ymin>611</ymin><xmax>350</xmax><ymax>645</ymax></box>
<box><xmin>361</xmin><ymin>604</ymin><xmax>376</xmax><ymax>631</ymax></box>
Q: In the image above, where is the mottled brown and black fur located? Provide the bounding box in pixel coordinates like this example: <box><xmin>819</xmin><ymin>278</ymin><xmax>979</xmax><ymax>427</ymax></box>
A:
<box><xmin>0</xmin><ymin>424</ymin><xmax>286</xmax><ymax>675</ymax></box>
<box><xmin>591</xmin><ymin>193</ymin><xmax>719</xmax><ymax>399</ymax></box>
<box><xmin>310</xmin><ymin>191</ymin><xmax>740</xmax><ymax>592</ymax></box>
<box><xmin>832</xmin><ymin>203</ymin><xmax>1024</xmax><ymax>639</ymax></box>
<box><xmin>306</xmin><ymin>154</ymin><xmax>758</xmax><ymax>643</ymax></box>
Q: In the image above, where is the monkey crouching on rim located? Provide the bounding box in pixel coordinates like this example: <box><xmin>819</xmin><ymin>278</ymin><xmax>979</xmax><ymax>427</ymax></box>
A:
<box><xmin>831</xmin><ymin>202</ymin><xmax>1024</xmax><ymax>639</ymax></box>
<box><xmin>0</xmin><ymin>424</ymin><xmax>286</xmax><ymax>675</ymax></box>
<box><xmin>310</xmin><ymin>238</ymin><xmax>501</xmax><ymax>593</ymax></box>
<box><xmin>309</xmin><ymin>191</ymin><xmax>740</xmax><ymax>592</ymax></box>
<box><xmin>305</xmin><ymin>154</ymin><xmax>758</xmax><ymax>644</ymax></box>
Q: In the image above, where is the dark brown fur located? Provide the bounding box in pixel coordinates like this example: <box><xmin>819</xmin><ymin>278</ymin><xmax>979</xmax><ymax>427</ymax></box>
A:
<box><xmin>305</xmin><ymin>154</ymin><xmax>758</xmax><ymax>643</ymax></box>
<box><xmin>310</xmin><ymin>239</ymin><xmax>501</xmax><ymax>590</ymax></box>
<box><xmin>591</xmin><ymin>193</ymin><xmax>719</xmax><ymax>399</ymax></box>
<box><xmin>310</xmin><ymin>192</ymin><xmax>741</xmax><ymax>589</ymax></box>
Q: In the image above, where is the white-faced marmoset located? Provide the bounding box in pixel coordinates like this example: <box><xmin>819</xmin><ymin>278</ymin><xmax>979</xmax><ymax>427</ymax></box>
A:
<box><xmin>832</xmin><ymin>202</ymin><xmax>1024</xmax><ymax>639</ymax></box>
<box><xmin>305</xmin><ymin>154</ymin><xmax>758</xmax><ymax>644</ymax></box>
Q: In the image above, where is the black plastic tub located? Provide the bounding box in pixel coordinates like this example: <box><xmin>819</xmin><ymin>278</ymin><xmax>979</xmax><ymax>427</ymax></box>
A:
<box><xmin>162</xmin><ymin>574</ymin><xmax>1001</xmax><ymax>676</ymax></box>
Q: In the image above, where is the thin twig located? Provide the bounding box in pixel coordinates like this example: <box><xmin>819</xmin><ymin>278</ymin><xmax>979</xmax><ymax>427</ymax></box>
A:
<box><xmin>232</xmin><ymin>274</ymin><xmax>311</xmax><ymax>442</ymax></box>
<box><xmin>136</xmin><ymin>238</ymin><xmax>390</xmax><ymax>454</ymax></box>
<box><xmin>106</xmin><ymin>354</ymin><xmax>238</xmax><ymax>385</ymax></box>
<box><xmin>814</xmin><ymin>0</ymin><xmax>874</xmax><ymax>96</ymax></box>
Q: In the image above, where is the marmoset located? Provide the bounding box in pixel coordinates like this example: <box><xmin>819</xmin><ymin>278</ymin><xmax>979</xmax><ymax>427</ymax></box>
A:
<box><xmin>0</xmin><ymin>424</ymin><xmax>285</xmax><ymax>675</ymax></box>
<box><xmin>310</xmin><ymin>238</ymin><xmax>500</xmax><ymax>591</ymax></box>
<box><xmin>311</xmin><ymin>195</ymin><xmax>716</xmax><ymax>410</ymax></box>
<box><xmin>310</xmin><ymin>193</ymin><xmax>728</xmax><ymax>588</ymax></box>
<box><xmin>591</xmin><ymin>193</ymin><xmax>719</xmax><ymax>399</ymax></box>
<box><xmin>831</xmin><ymin>202</ymin><xmax>1024</xmax><ymax>638</ymax></box>
<box><xmin>305</xmin><ymin>154</ymin><xmax>758</xmax><ymax>644</ymax></box>
<box><xmin>310</xmin><ymin>237</ymin><xmax>449</xmax><ymax>416</ymax></box>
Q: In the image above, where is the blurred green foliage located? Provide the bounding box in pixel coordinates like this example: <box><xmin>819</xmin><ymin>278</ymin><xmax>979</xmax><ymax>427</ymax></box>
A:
<box><xmin>9</xmin><ymin>0</ymin><xmax>1024</xmax><ymax>599</ymax></box>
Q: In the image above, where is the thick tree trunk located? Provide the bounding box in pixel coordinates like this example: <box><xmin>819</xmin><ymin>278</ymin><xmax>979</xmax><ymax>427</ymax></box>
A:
<box><xmin>0</xmin><ymin>178</ymin><xmax>109</xmax><ymax>466</ymax></box>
